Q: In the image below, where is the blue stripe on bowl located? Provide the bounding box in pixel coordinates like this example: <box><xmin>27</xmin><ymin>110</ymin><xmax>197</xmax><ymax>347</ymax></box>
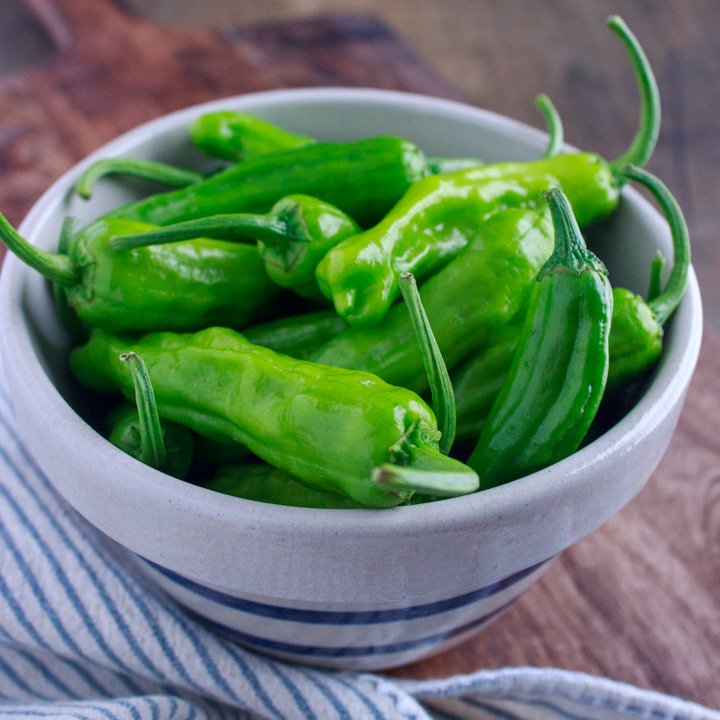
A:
<box><xmin>142</xmin><ymin>557</ymin><xmax>551</xmax><ymax>625</ymax></box>
<box><xmin>198</xmin><ymin>597</ymin><xmax>517</xmax><ymax>658</ymax></box>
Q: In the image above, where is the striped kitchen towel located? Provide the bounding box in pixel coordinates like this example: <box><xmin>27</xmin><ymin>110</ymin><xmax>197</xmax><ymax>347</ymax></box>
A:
<box><xmin>0</xmin><ymin>370</ymin><xmax>717</xmax><ymax>720</ymax></box>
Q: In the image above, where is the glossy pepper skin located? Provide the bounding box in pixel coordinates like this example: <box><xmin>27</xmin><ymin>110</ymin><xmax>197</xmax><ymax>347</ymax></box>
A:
<box><xmin>452</xmin><ymin>165</ymin><xmax>690</xmax><ymax>440</ymax></box>
<box><xmin>452</xmin><ymin>289</ymin><xmax>658</xmax><ymax>441</ymax></box>
<box><xmin>71</xmin><ymin>326</ymin><xmax>477</xmax><ymax>508</ymax></box>
<box><xmin>110</xmin><ymin>195</ymin><xmax>361</xmax><ymax>300</ymax></box>
<box><xmin>468</xmin><ymin>188</ymin><xmax>612</xmax><ymax>488</ymax></box>
<box><xmin>310</xmin><ymin>206</ymin><xmax>554</xmax><ymax>393</ymax></box>
<box><xmin>189</xmin><ymin>110</ymin><xmax>316</xmax><ymax>161</ymax></box>
<box><xmin>0</xmin><ymin>215</ymin><xmax>281</xmax><ymax>334</ymax></box>
<box><xmin>207</xmin><ymin>464</ymin><xmax>365</xmax><ymax>509</ymax></box>
<box><xmin>104</xmin><ymin>136</ymin><xmax>429</xmax><ymax>229</ymax></box>
<box><xmin>316</xmin><ymin>152</ymin><xmax>618</xmax><ymax>326</ymax></box>
<box><xmin>244</xmin><ymin>310</ymin><xmax>348</xmax><ymax>360</ymax></box>
<box><xmin>315</xmin><ymin>16</ymin><xmax>658</xmax><ymax>326</ymax></box>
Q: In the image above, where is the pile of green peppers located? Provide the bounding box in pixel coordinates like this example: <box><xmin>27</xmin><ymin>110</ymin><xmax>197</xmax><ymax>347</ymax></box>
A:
<box><xmin>0</xmin><ymin>17</ymin><xmax>691</xmax><ymax>509</ymax></box>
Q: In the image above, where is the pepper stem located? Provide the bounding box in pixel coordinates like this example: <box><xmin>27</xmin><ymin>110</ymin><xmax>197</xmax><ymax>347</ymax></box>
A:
<box><xmin>621</xmin><ymin>165</ymin><xmax>690</xmax><ymax>327</ymax></box>
<box><xmin>607</xmin><ymin>16</ymin><xmax>661</xmax><ymax>176</ymax></box>
<box><xmin>110</xmin><ymin>206</ymin><xmax>311</xmax><ymax>251</ymax></box>
<box><xmin>373</xmin><ymin>446</ymin><xmax>479</xmax><ymax>498</ymax></box>
<box><xmin>647</xmin><ymin>250</ymin><xmax>666</xmax><ymax>303</ymax></box>
<box><xmin>542</xmin><ymin>188</ymin><xmax>599</xmax><ymax>276</ymax></box>
<box><xmin>0</xmin><ymin>213</ymin><xmax>78</xmax><ymax>286</ymax></box>
<box><xmin>75</xmin><ymin>158</ymin><xmax>203</xmax><ymax>200</ymax></box>
<box><xmin>399</xmin><ymin>272</ymin><xmax>456</xmax><ymax>454</ymax></box>
<box><xmin>535</xmin><ymin>93</ymin><xmax>564</xmax><ymax>159</ymax></box>
<box><xmin>119</xmin><ymin>352</ymin><xmax>167</xmax><ymax>472</ymax></box>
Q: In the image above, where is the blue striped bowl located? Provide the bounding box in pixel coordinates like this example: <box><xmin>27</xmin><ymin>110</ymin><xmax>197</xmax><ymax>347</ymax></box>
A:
<box><xmin>0</xmin><ymin>88</ymin><xmax>703</xmax><ymax>670</ymax></box>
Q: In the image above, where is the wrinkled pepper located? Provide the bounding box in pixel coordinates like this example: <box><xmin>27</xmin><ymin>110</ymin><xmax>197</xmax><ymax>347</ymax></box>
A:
<box><xmin>451</xmin><ymin>165</ymin><xmax>690</xmax><ymax>441</ymax></box>
<box><xmin>109</xmin><ymin>194</ymin><xmax>361</xmax><ymax>300</ymax></box>
<box><xmin>103</xmin><ymin>136</ymin><xmax>429</xmax><ymax>228</ymax></box>
<box><xmin>0</xmin><ymin>215</ymin><xmax>281</xmax><ymax>333</ymax></box>
<box><xmin>310</xmin><ymin>206</ymin><xmax>554</xmax><ymax>393</ymax></box>
<box><xmin>315</xmin><ymin>16</ymin><xmax>658</xmax><ymax>326</ymax></box>
<box><xmin>71</xmin><ymin>327</ymin><xmax>479</xmax><ymax>508</ymax></box>
<box><xmin>468</xmin><ymin>188</ymin><xmax>612</xmax><ymax>487</ymax></box>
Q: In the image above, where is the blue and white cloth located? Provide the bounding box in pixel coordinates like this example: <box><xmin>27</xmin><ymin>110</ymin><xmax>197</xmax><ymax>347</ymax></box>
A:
<box><xmin>0</xmin><ymin>368</ymin><xmax>717</xmax><ymax>720</ymax></box>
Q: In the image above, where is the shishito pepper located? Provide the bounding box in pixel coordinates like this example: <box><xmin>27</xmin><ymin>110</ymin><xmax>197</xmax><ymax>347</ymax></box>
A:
<box><xmin>207</xmin><ymin>464</ymin><xmax>366</xmax><ymax>509</ymax></box>
<box><xmin>315</xmin><ymin>16</ymin><xmax>659</xmax><ymax>326</ymax></box>
<box><xmin>310</xmin><ymin>206</ymin><xmax>554</xmax><ymax>393</ymax></box>
<box><xmin>451</xmin><ymin>165</ymin><xmax>690</xmax><ymax>441</ymax></box>
<box><xmin>0</xmin><ymin>215</ymin><xmax>281</xmax><ymax>333</ymax></box>
<box><xmin>109</xmin><ymin>195</ymin><xmax>361</xmax><ymax>300</ymax></box>
<box><xmin>189</xmin><ymin>110</ymin><xmax>316</xmax><ymax>161</ymax></box>
<box><xmin>243</xmin><ymin>310</ymin><xmax>348</xmax><ymax>360</ymax></box>
<box><xmin>468</xmin><ymin>188</ymin><xmax>612</xmax><ymax>487</ymax></box>
<box><xmin>103</xmin><ymin>136</ymin><xmax>429</xmax><ymax>228</ymax></box>
<box><xmin>71</xmin><ymin>327</ymin><xmax>478</xmax><ymax>508</ymax></box>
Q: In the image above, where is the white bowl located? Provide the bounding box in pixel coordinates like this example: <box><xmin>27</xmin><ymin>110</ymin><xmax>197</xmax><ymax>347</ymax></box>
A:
<box><xmin>0</xmin><ymin>88</ymin><xmax>703</xmax><ymax>670</ymax></box>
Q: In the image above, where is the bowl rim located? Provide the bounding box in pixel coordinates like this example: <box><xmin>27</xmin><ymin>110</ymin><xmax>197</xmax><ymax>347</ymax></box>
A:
<box><xmin>0</xmin><ymin>86</ymin><xmax>704</xmax><ymax>543</ymax></box>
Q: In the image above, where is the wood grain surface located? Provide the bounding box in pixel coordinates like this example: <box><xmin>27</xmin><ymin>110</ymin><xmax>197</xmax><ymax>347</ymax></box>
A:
<box><xmin>0</xmin><ymin>0</ymin><xmax>718</xmax><ymax>709</ymax></box>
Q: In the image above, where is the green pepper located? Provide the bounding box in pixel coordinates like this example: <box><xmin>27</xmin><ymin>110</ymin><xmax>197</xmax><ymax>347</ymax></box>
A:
<box><xmin>207</xmin><ymin>464</ymin><xmax>366</xmax><ymax>509</ymax></box>
<box><xmin>243</xmin><ymin>310</ymin><xmax>348</xmax><ymax>360</ymax></box>
<box><xmin>103</xmin><ymin>136</ymin><xmax>429</xmax><ymax>229</ymax></box>
<box><xmin>468</xmin><ymin>188</ymin><xmax>612</xmax><ymax>487</ymax></box>
<box><xmin>451</xmin><ymin>165</ymin><xmax>689</xmax><ymax>440</ymax></box>
<box><xmin>71</xmin><ymin>326</ymin><xmax>478</xmax><ymax>508</ymax></box>
<box><xmin>310</xmin><ymin>206</ymin><xmax>554</xmax><ymax>393</ymax></box>
<box><xmin>315</xmin><ymin>16</ymin><xmax>658</xmax><ymax>326</ymax></box>
<box><xmin>190</xmin><ymin>110</ymin><xmax>316</xmax><ymax>161</ymax></box>
<box><xmin>109</xmin><ymin>195</ymin><xmax>361</xmax><ymax>300</ymax></box>
<box><xmin>107</xmin><ymin>352</ymin><xmax>194</xmax><ymax>479</ymax></box>
<box><xmin>0</xmin><ymin>215</ymin><xmax>282</xmax><ymax>333</ymax></box>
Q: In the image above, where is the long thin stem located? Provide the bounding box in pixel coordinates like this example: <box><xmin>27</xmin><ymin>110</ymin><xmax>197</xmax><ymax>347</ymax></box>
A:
<box><xmin>75</xmin><ymin>158</ymin><xmax>203</xmax><ymax>200</ymax></box>
<box><xmin>622</xmin><ymin>165</ymin><xmax>690</xmax><ymax>326</ymax></box>
<box><xmin>0</xmin><ymin>213</ymin><xmax>78</xmax><ymax>286</ymax></box>
<box><xmin>399</xmin><ymin>272</ymin><xmax>456</xmax><ymax>454</ymax></box>
<box><xmin>607</xmin><ymin>16</ymin><xmax>661</xmax><ymax>175</ymax></box>
<box><xmin>110</xmin><ymin>210</ymin><xmax>310</xmax><ymax>251</ymax></box>
<box><xmin>120</xmin><ymin>352</ymin><xmax>167</xmax><ymax>471</ymax></box>
<box><xmin>535</xmin><ymin>93</ymin><xmax>564</xmax><ymax>158</ymax></box>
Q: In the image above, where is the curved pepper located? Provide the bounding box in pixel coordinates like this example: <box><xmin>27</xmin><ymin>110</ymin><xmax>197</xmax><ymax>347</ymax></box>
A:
<box><xmin>0</xmin><ymin>215</ymin><xmax>281</xmax><ymax>334</ymax></box>
<box><xmin>189</xmin><ymin>110</ymin><xmax>316</xmax><ymax>161</ymax></box>
<box><xmin>310</xmin><ymin>206</ymin><xmax>554</xmax><ymax>393</ymax></box>
<box><xmin>71</xmin><ymin>327</ymin><xmax>478</xmax><ymax>508</ymax></box>
<box><xmin>109</xmin><ymin>195</ymin><xmax>361</xmax><ymax>299</ymax></box>
<box><xmin>315</xmin><ymin>16</ymin><xmax>658</xmax><ymax>326</ymax></box>
<box><xmin>468</xmin><ymin>188</ymin><xmax>613</xmax><ymax>487</ymax></box>
<box><xmin>451</xmin><ymin>165</ymin><xmax>690</xmax><ymax>441</ymax></box>
<box><xmin>104</xmin><ymin>136</ymin><xmax>429</xmax><ymax>229</ymax></box>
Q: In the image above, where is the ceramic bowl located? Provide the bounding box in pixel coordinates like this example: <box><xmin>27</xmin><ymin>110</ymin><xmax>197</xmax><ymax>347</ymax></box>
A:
<box><xmin>0</xmin><ymin>88</ymin><xmax>703</xmax><ymax>670</ymax></box>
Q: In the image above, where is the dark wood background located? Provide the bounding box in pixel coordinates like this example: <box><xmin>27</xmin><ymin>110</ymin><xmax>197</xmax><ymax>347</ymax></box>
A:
<box><xmin>0</xmin><ymin>0</ymin><xmax>718</xmax><ymax>709</ymax></box>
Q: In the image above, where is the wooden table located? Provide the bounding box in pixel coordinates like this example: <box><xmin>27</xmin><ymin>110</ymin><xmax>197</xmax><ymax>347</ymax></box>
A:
<box><xmin>1</xmin><ymin>0</ymin><xmax>718</xmax><ymax>709</ymax></box>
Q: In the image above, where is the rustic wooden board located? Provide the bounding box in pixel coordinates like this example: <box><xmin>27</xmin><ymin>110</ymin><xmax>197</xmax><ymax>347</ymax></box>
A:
<box><xmin>1</xmin><ymin>0</ymin><xmax>718</xmax><ymax>708</ymax></box>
